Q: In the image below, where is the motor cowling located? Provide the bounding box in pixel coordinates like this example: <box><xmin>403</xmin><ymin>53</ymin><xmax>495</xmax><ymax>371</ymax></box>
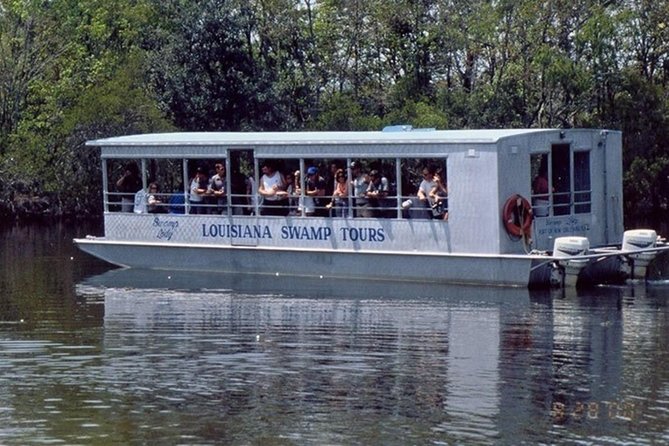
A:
<box><xmin>553</xmin><ymin>237</ymin><xmax>590</xmax><ymax>287</ymax></box>
<box><xmin>622</xmin><ymin>229</ymin><xmax>658</xmax><ymax>279</ymax></box>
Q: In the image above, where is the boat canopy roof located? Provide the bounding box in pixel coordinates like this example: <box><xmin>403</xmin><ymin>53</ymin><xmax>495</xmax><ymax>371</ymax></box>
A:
<box><xmin>86</xmin><ymin>128</ymin><xmax>591</xmax><ymax>159</ymax></box>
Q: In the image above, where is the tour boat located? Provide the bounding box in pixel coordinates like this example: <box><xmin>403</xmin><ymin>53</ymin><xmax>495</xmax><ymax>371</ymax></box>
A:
<box><xmin>74</xmin><ymin>128</ymin><xmax>669</xmax><ymax>288</ymax></box>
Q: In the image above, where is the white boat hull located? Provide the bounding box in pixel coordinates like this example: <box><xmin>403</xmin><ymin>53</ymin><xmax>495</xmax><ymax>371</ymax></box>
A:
<box><xmin>75</xmin><ymin>237</ymin><xmax>535</xmax><ymax>287</ymax></box>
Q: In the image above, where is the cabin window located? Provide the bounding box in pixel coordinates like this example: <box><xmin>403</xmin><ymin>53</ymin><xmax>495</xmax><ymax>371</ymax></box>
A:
<box><xmin>402</xmin><ymin>158</ymin><xmax>448</xmax><ymax>220</ymax></box>
<box><xmin>105</xmin><ymin>159</ymin><xmax>145</xmax><ymax>213</ymax></box>
<box><xmin>551</xmin><ymin>144</ymin><xmax>571</xmax><ymax>216</ymax></box>
<box><xmin>573</xmin><ymin>151</ymin><xmax>591</xmax><ymax>214</ymax></box>
<box><xmin>530</xmin><ymin>154</ymin><xmax>550</xmax><ymax>217</ymax></box>
<box><xmin>146</xmin><ymin>159</ymin><xmax>186</xmax><ymax>214</ymax></box>
<box><xmin>530</xmin><ymin>146</ymin><xmax>591</xmax><ymax>217</ymax></box>
<box><xmin>229</xmin><ymin>150</ymin><xmax>255</xmax><ymax>215</ymax></box>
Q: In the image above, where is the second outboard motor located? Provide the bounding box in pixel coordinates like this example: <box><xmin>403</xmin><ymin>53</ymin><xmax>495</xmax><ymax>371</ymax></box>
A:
<box><xmin>622</xmin><ymin>229</ymin><xmax>658</xmax><ymax>279</ymax></box>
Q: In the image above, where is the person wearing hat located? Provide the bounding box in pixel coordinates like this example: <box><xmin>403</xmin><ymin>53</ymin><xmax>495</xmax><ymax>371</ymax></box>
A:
<box><xmin>189</xmin><ymin>166</ymin><xmax>209</xmax><ymax>214</ymax></box>
<box><xmin>350</xmin><ymin>161</ymin><xmax>369</xmax><ymax>217</ymax></box>
<box><xmin>304</xmin><ymin>166</ymin><xmax>326</xmax><ymax>216</ymax></box>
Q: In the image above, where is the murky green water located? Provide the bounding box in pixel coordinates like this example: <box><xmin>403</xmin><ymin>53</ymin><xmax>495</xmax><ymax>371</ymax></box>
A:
<box><xmin>1</xmin><ymin>223</ymin><xmax>668</xmax><ymax>445</ymax></box>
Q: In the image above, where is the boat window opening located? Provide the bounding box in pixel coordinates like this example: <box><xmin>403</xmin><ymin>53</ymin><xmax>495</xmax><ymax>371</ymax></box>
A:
<box><xmin>229</xmin><ymin>149</ymin><xmax>255</xmax><ymax>216</ymax></box>
<box><xmin>145</xmin><ymin>158</ymin><xmax>186</xmax><ymax>214</ymax></box>
<box><xmin>184</xmin><ymin>159</ymin><xmax>226</xmax><ymax>215</ymax></box>
<box><xmin>551</xmin><ymin>144</ymin><xmax>571</xmax><ymax>216</ymax></box>
<box><xmin>104</xmin><ymin>153</ymin><xmax>446</xmax><ymax>220</ymax></box>
<box><xmin>573</xmin><ymin>150</ymin><xmax>591</xmax><ymax>214</ymax></box>
<box><xmin>105</xmin><ymin>159</ymin><xmax>142</xmax><ymax>213</ymax></box>
<box><xmin>531</xmin><ymin>153</ymin><xmax>550</xmax><ymax>217</ymax></box>
<box><xmin>256</xmin><ymin>158</ymin><xmax>299</xmax><ymax>217</ymax></box>
<box><xmin>403</xmin><ymin>158</ymin><xmax>448</xmax><ymax>220</ymax></box>
<box><xmin>354</xmin><ymin>158</ymin><xmax>397</xmax><ymax>218</ymax></box>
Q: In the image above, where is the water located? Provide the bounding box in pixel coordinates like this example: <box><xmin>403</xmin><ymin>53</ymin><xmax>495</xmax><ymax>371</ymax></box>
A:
<box><xmin>1</xmin><ymin>223</ymin><xmax>668</xmax><ymax>445</ymax></box>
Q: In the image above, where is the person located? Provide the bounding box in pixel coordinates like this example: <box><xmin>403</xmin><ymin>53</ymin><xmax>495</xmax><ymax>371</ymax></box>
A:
<box><xmin>258</xmin><ymin>160</ymin><xmax>289</xmax><ymax>216</ymax></box>
<box><xmin>246</xmin><ymin>174</ymin><xmax>257</xmax><ymax>215</ymax></box>
<box><xmin>189</xmin><ymin>167</ymin><xmax>209</xmax><ymax>214</ymax></box>
<box><xmin>350</xmin><ymin>161</ymin><xmax>369</xmax><ymax>217</ymax></box>
<box><xmin>326</xmin><ymin>168</ymin><xmax>349</xmax><ymax>217</ymax></box>
<box><xmin>429</xmin><ymin>170</ymin><xmax>449</xmax><ymax>220</ymax></box>
<box><xmin>304</xmin><ymin>166</ymin><xmax>326</xmax><ymax>217</ymax></box>
<box><xmin>417</xmin><ymin>165</ymin><xmax>437</xmax><ymax>218</ymax></box>
<box><xmin>116</xmin><ymin>162</ymin><xmax>142</xmax><ymax>212</ymax></box>
<box><xmin>208</xmin><ymin>161</ymin><xmax>228</xmax><ymax>215</ymax></box>
<box><xmin>324</xmin><ymin>161</ymin><xmax>340</xmax><ymax>198</ymax></box>
<box><xmin>168</xmin><ymin>185</ymin><xmax>186</xmax><ymax>214</ymax></box>
<box><xmin>290</xmin><ymin>170</ymin><xmax>304</xmax><ymax>216</ymax></box>
<box><xmin>365</xmin><ymin>169</ymin><xmax>390</xmax><ymax>217</ymax></box>
<box><xmin>146</xmin><ymin>182</ymin><xmax>163</xmax><ymax>213</ymax></box>
<box><xmin>532</xmin><ymin>157</ymin><xmax>550</xmax><ymax>217</ymax></box>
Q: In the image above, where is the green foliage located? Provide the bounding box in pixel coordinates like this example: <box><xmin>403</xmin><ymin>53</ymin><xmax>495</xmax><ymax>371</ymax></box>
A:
<box><xmin>0</xmin><ymin>0</ymin><xmax>668</xmax><ymax>225</ymax></box>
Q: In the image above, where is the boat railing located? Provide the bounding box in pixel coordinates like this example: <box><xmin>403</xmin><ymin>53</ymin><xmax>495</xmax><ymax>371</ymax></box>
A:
<box><xmin>105</xmin><ymin>190</ymin><xmax>448</xmax><ymax>220</ymax></box>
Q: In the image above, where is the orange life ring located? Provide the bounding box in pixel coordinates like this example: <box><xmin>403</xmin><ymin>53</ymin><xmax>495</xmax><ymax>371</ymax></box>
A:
<box><xmin>502</xmin><ymin>194</ymin><xmax>534</xmax><ymax>238</ymax></box>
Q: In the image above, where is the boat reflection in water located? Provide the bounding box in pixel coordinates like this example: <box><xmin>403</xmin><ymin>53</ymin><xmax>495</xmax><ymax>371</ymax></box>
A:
<box><xmin>76</xmin><ymin>269</ymin><xmax>669</xmax><ymax>445</ymax></box>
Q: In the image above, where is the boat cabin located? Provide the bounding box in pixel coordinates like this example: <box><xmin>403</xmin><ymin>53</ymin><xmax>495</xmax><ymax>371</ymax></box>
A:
<box><xmin>90</xmin><ymin>128</ymin><xmax>622</xmax><ymax>256</ymax></box>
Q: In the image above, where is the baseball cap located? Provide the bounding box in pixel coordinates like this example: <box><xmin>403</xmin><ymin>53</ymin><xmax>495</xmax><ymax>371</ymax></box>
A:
<box><xmin>307</xmin><ymin>166</ymin><xmax>318</xmax><ymax>175</ymax></box>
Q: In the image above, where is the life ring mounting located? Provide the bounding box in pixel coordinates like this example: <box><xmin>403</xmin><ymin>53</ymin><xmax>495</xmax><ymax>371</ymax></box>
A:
<box><xmin>502</xmin><ymin>194</ymin><xmax>534</xmax><ymax>238</ymax></box>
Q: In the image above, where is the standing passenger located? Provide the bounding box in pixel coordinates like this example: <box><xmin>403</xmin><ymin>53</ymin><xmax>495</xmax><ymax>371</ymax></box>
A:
<box><xmin>116</xmin><ymin>162</ymin><xmax>142</xmax><ymax>212</ymax></box>
<box><xmin>327</xmin><ymin>169</ymin><xmax>349</xmax><ymax>217</ymax></box>
<box><xmin>350</xmin><ymin>162</ymin><xmax>369</xmax><ymax>217</ymax></box>
<box><xmin>365</xmin><ymin>170</ymin><xmax>390</xmax><ymax>217</ymax></box>
<box><xmin>417</xmin><ymin>164</ymin><xmax>437</xmax><ymax>218</ymax></box>
<box><xmin>258</xmin><ymin>160</ymin><xmax>289</xmax><ymax>216</ymax></box>
<box><xmin>291</xmin><ymin>170</ymin><xmax>304</xmax><ymax>216</ymax></box>
<box><xmin>304</xmin><ymin>166</ymin><xmax>326</xmax><ymax>217</ymax></box>
<box><xmin>189</xmin><ymin>167</ymin><xmax>209</xmax><ymax>214</ymax></box>
<box><xmin>208</xmin><ymin>161</ymin><xmax>227</xmax><ymax>215</ymax></box>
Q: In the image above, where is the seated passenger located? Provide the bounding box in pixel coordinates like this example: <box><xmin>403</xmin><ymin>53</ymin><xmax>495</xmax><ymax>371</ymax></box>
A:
<box><xmin>168</xmin><ymin>192</ymin><xmax>186</xmax><ymax>214</ymax></box>
<box><xmin>147</xmin><ymin>182</ymin><xmax>164</xmax><ymax>213</ymax></box>
<box><xmin>429</xmin><ymin>171</ymin><xmax>448</xmax><ymax>221</ymax></box>
<box><xmin>417</xmin><ymin>166</ymin><xmax>437</xmax><ymax>208</ymax></box>
<box><xmin>133</xmin><ymin>188</ymin><xmax>148</xmax><ymax>214</ymax></box>
<box><xmin>365</xmin><ymin>170</ymin><xmax>391</xmax><ymax>218</ymax></box>
<box><xmin>326</xmin><ymin>168</ymin><xmax>349</xmax><ymax>217</ymax></box>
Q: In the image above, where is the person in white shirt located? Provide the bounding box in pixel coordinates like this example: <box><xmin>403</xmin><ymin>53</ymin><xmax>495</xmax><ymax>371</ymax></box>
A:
<box><xmin>418</xmin><ymin>165</ymin><xmax>437</xmax><ymax>206</ymax></box>
<box><xmin>258</xmin><ymin>160</ymin><xmax>289</xmax><ymax>216</ymax></box>
<box><xmin>350</xmin><ymin>162</ymin><xmax>369</xmax><ymax>217</ymax></box>
<box><xmin>189</xmin><ymin>167</ymin><xmax>209</xmax><ymax>214</ymax></box>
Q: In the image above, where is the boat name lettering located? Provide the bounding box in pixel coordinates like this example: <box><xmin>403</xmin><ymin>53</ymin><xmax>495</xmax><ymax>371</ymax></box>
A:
<box><xmin>153</xmin><ymin>217</ymin><xmax>179</xmax><ymax>241</ymax></box>
<box><xmin>281</xmin><ymin>225</ymin><xmax>332</xmax><ymax>241</ymax></box>
<box><xmin>339</xmin><ymin>227</ymin><xmax>385</xmax><ymax>242</ymax></box>
<box><xmin>202</xmin><ymin>224</ymin><xmax>272</xmax><ymax>239</ymax></box>
<box><xmin>153</xmin><ymin>217</ymin><xmax>179</xmax><ymax>229</ymax></box>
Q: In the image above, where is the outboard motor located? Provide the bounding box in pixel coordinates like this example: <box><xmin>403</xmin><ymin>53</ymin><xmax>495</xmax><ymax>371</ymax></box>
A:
<box><xmin>622</xmin><ymin>229</ymin><xmax>657</xmax><ymax>279</ymax></box>
<box><xmin>553</xmin><ymin>236</ymin><xmax>590</xmax><ymax>287</ymax></box>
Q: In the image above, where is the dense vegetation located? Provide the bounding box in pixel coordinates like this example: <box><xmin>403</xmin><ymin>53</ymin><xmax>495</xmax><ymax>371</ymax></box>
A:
<box><xmin>1</xmin><ymin>0</ymin><xmax>668</xmax><ymax>227</ymax></box>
